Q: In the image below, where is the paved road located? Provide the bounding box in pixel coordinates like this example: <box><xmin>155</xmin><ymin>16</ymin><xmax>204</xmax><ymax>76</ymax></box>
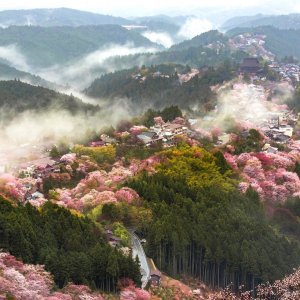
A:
<box><xmin>130</xmin><ymin>232</ymin><xmax>150</xmax><ymax>289</ymax></box>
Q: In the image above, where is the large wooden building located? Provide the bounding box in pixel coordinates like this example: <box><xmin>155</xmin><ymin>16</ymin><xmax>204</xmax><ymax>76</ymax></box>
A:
<box><xmin>240</xmin><ymin>57</ymin><xmax>261</xmax><ymax>74</ymax></box>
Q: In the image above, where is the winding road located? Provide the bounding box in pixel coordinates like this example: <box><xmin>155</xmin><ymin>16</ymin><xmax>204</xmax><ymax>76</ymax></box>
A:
<box><xmin>130</xmin><ymin>231</ymin><xmax>150</xmax><ymax>289</ymax></box>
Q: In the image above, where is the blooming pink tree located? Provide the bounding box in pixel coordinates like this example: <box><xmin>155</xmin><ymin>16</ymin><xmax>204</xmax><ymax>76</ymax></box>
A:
<box><xmin>115</xmin><ymin>187</ymin><xmax>139</xmax><ymax>203</ymax></box>
<box><xmin>0</xmin><ymin>174</ymin><xmax>27</xmax><ymax>201</ymax></box>
<box><xmin>224</xmin><ymin>150</ymin><xmax>300</xmax><ymax>203</ymax></box>
<box><xmin>60</xmin><ymin>153</ymin><xmax>76</xmax><ymax>165</ymax></box>
<box><xmin>0</xmin><ymin>252</ymin><xmax>104</xmax><ymax>299</ymax></box>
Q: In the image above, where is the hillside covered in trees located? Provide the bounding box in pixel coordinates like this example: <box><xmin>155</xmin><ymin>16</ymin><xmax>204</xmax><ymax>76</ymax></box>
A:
<box><xmin>0</xmin><ymin>195</ymin><xmax>141</xmax><ymax>291</ymax></box>
<box><xmin>104</xmin><ymin>42</ymin><xmax>247</xmax><ymax>71</ymax></box>
<box><xmin>170</xmin><ymin>30</ymin><xmax>229</xmax><ymax>51</ymax></box>
<box><xmin>0</xmin><ymin>80</ymin><xmax>99</xmax><ymax>124</ymax></box>
<box><xmin>85</xmin><ymin>62</ymin><xmax>237</xmax><ymax>111</ymax></box>
<box><xmin>0</xmin><ymin>62</ymin><xmax>59</xmax><ymax>89</ymax></box>
<box><xmin>126</xmin><ymin>147</ymin><xmax>300</xmax><ymax>291</ymax></box>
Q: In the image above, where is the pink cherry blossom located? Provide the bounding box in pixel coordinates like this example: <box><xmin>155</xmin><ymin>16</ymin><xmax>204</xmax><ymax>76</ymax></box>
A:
<box><xmin>0</xmin><ymin>252</ymin><xmax>104</xmax><ymax>299</ymax></box>
<box><xmin>60</xmin><ymin>153</ymin><xmax>76</xmax><ymax>165</ymax></box>
<box><xmin>115</xmin><ymin>187</ymin><xmax>139</xmax><ymax>203</ymax></box>
<box><xmin>154</xmin><ymin>116</ymin><xmax>164</xmax><ymax>125</ymax></box>
<box><xmin>225</xmin><ymin>149</ymin><xmax>300</xmax><ymax>203</ymax></box>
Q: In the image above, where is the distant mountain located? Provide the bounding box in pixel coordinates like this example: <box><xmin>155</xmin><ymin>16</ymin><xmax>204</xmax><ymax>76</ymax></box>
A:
<box><xmin>128</xmin><ymin>15</ymin><xmax>192</xmax><ymax>46</ymax></box>
<box><xmin>170</xmin><ymin>30</ymin><xmax>229</xmax><ymax>51</ymax></box>
<box><xmin>222</xmin><ymin>14</ymin><xmax>300</xmax><ymax>31</ymax></box>
<box><xmin>101</xmin><ymin>30</ymin><xmax>246</xmax><ymax>71</ymax></box>
<box><xmin>0</xmin><ymin>25</ymin><xmax>159</xmax><ymax>68</ymax></box>
<box><xmin>0</xmin><ymin>80</ymin><xmax>98</xmax><ymax>123</ymax></box>
<box><xmin>0</xmin><ymin>8</ymin><xmax>130</xmax><ymax>27</ymax></box>
<box><xmin>0</xmin><ymin>62</ymin><xmax>60</xmax><ymax>89</ymax></box>
<box><xmin>227</xmin><ymin>26</ymin><xmax>300</xmax><ymax>59</ymax></box>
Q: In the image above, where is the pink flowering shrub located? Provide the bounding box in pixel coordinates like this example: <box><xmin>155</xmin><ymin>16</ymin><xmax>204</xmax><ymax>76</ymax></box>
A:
<box><xmin>116</xmin><ymin>187</ymin><xmax>139</xmax><ymax>203</ymax></box>
<box><xmin>224</xmin><ymin>153</ymin><xmax>238</xmax><ymax>170</ymax></box>
<box><xmin>172</xmin><ymin>117</ymin><xmax>186</xmax><ymax>125</ymax></box>
<box><xmin>0</xmin><ymin>174</ymin><xmax>27</xmax><ymax>201</ymax></box>
<box><xmin>224</xmin><ymin>150</ymin><xmax>300</xmax><ymax>203</ymax></box>
<box><xmin>60</xmin><ymin>153</ymin><xmax>76</xmax><ymax>165</ymax></box>
<box><xmin>130</xmin><ymin>125</ymin><xmax>148</xmax><ymax>135</ymax></box>
<box><xmin>207</xmin><ymin>266</ymin><xmax>300</xmax><ymax>299</ymax></box>
<box><xmin>54</xmin><ymin>155</ymin><xmax>162</xmax><ymax>212</ymax></box>
<box><xmin>0</xmin><ymin>252</ymin><xmax>104</xmax><ymax>299</ymax></box>
<box><xmin>154</xmin><ymin>116</ymin><xmax>164</xmax><ymax>125</ymax></box>
<box><xmin>120</xmin><ymin>287</ymin><xmax>150</xmax><ymax>300</ymax></box>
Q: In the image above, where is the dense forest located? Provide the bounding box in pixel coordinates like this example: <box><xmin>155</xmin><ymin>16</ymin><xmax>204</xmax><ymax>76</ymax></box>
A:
<box><xmin>85</xmin><ymin>62</ymin><xmax>237</xmax><ymax>111</ymax></box>
<box><xmin>0</xmin><ymin>196</ymin><xmax>141</xmax><ymax>291</ymax></box>
<box><xmin>104</xmin><ymin>45</ymin><xmax>247</xmax><ymax>72</ymax></box>
<box><xmin>0</xmin><ymin>62</ymin><xmax>59</xmax><ymax>89</ymax></box>
<box><xmin>0</xmin><ymin>80</ymin><xmax>99</xmax><ymax>123</ymax></box>
<box><xmin>125</xmin><ymin>147</ymin><xmax>300</xmax><ymax>291</ymax></box>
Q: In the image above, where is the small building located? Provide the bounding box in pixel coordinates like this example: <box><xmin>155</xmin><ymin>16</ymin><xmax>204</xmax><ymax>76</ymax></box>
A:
<box><xmin>105</xmin><ymin>229</ymin><xmax>121</xmax><ymax>247</ymax></box>
<box><xmin>100</xmin><ymin>134</ymin><xmax>117</xmax><ymax>145</ymax></box>
<box><xmin>147</xmin><ymin>258</ymin><xmax>162</xmax><ymax>286</ymax></box>
<box><xmin>149</xmin><ymin>270</ymin><xmax>161</xmax><ymax>286</ymax></box>
<box><xmin>241</xmin><ymin>57</ymin><xmax>261</xmax><ymax>74</ymax></box>
<box><xmin>262</xmin><ymin>143</ymin><xmax>278</xmax><ymax>154</ymax></box>
<box><xmin>89</xmin><ymin>141</ymin><xmax>105</xmax><ymax>147</ymax></box>
<box><xmin>137</xmin><ymin>132</ymin><xmax>162</xmax><ymax>146</ymax></box>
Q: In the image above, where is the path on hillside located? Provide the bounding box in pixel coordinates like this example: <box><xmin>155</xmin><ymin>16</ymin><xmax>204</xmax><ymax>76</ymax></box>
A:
<box><xmin>130</xmin><ymin>231</ymin><xmax>150</xmax><ymax>289</ymax></box>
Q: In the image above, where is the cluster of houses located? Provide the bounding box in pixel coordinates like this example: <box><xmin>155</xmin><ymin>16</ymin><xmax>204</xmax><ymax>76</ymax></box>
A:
<box><xmin>259</xmin><ymin>110</ymin><xmax>298</xmax><ymax>145</ymax></box>
<box><xmin>131</xmin><ymin>71</ymin><xmax>171</xmax><ymax>83</ymax></box>
<box><xmin>232</xmin><ymin>33</ymin><xmax>275</xmax><ymax>61</ymax></box>
<box><xmin>233</xmin><ymin>35</ymin><xmax>300</xmax><ymax>85</ymax></box>
<box><xmin>89</xmin><ymin>134</ymin><xmax>117</xmax><ymax>147</ymax></box>
<box><xmin>137</xmin><ymin>121</ymin><xmax>188</xmax><ymax>147</ymax></box>
<box><xmin>18</xmin><ymin>157</ymin><xmax>59</xmax><ymax>179</ymax></box>
<box><xmin>270</xmin><ymin>63</ymin><xmax>300</xmax><ymax>84</ymax></box>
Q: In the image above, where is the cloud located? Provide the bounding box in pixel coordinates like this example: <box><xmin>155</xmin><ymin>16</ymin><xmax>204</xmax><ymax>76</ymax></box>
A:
<box><xmin>178</xmin><ymin>17</ymin><xmax>214</xmax><ymax>39</ymax></box>
<box><xmin>37</xmin><ymin>43</ymin><xmax>158</xmax><ymax>89</ymax></box>
<box><xmin>0</xmin><ymin>44</ymin><xmax>29</xmax><ymax>71</ymax></box>
<box><xmin>0</xmin><ymin>96</ymin><xmax>136</xmax><ymax>170</ymax></box>
<box><xmin>194</xmin><ymin>82</ymin><xmax>293</xmax><ymax>132</ymax></box>
<box><xmin>142</xmin><ymin>31</ymin><xmax>174</xmax><ymax>48</ymax></box>
<box><xmin>0</xmin><ymin>97</ymin><xmax>134</xmax><ymax>147</ymax></box>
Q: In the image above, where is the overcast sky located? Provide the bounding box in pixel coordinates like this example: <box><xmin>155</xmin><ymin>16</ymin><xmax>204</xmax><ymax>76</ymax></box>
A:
<box><xmin>0</xmin><ymin>0</ymin><xmax>299</xmax><ymax>17</ymax></box>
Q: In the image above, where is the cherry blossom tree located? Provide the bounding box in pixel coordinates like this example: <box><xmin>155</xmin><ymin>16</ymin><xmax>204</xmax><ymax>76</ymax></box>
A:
<box><xmin>0</xmin><ymin>252</ymin><xmax>104</xmax><ymax>299</ymax></box>
<box><xmin>224</xmin><ymin>150</ymin><xmax>300</xmax><ymax>203</ymax></box>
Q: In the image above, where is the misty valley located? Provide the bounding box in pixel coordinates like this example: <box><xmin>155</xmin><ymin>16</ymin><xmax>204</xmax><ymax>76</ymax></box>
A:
<box><xmin>0</xmin><ymin>4</ymin><xmax>300</xmax><ymax>300</ymax></box>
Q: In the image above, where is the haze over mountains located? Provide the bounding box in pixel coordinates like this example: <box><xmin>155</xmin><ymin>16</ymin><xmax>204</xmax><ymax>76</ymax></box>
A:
<box><xmin>1</xmin><ymin>3</ymin><xmax>300</xmax><ymax>299</ymax></box>
<box><xmin>0</xmin><ymin>8</ymin><xmax>299</xmax><ymax>91</ymax></box>
<box><xmin>222</xmin><ymin>13</ymin><xmax>300</xmax><ymax>30</ymax></box>
<box><xmin>0</xmin><ymin>7</ymin><xmax>130</xmax><ymax>27</ymax></box>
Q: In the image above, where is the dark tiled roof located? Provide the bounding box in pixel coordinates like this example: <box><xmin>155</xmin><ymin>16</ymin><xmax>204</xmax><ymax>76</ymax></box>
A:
<box><xmin>150</xmin><ymin>270</ymin><xmax>161</xmax><ymax>277</ymax></box>
<box><xmin>241</xmin><ymin>58</ymin><xmax>260</xmax><ymax>68</ymax></box>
